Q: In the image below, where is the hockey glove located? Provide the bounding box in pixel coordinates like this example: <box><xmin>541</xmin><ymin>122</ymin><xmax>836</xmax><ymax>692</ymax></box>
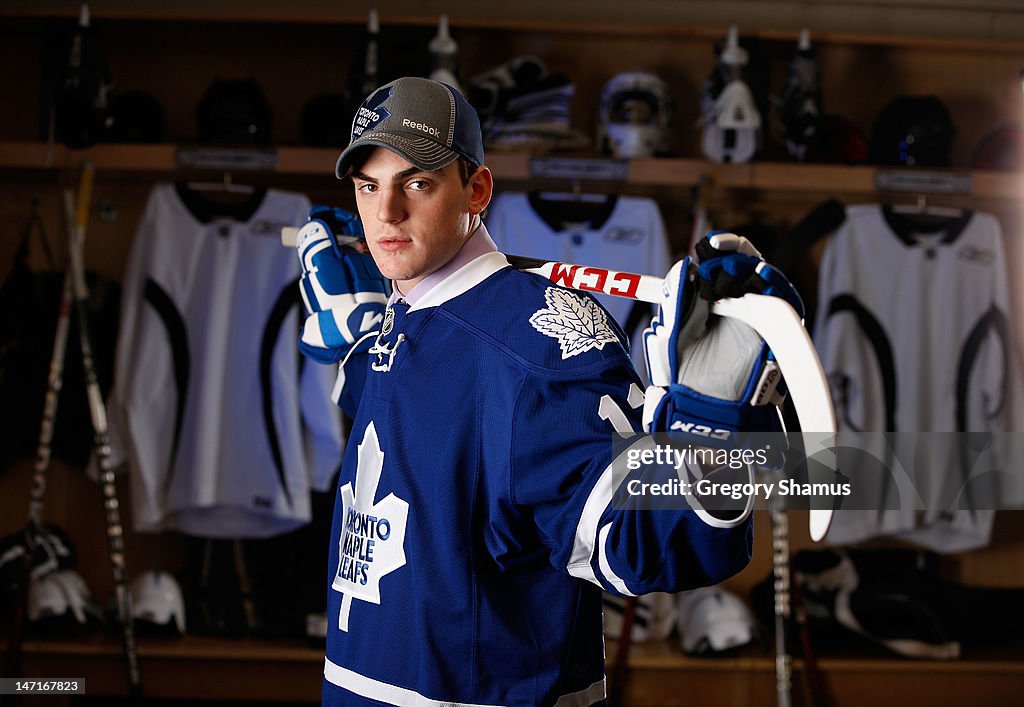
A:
<box><xmin>296</xmin><ymin>205</ymin><xmax>389</xmax><ymax>364</ymax></box>
<box><xmin>642</xmin><ymin>231</ymin><xmax>804</xmax><ymax>440</ymax></box>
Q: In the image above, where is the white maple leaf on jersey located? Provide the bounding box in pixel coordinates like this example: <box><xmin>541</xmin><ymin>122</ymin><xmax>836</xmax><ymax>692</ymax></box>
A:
<box><xmin>332</xmin><ymin>422</ymin><xmax>409</xmax><ymax>632</ymax></box>
<box><xmin>530</xmin><ymin>287</ymin><xmax>619</xmax><ymax>359</ymax></box>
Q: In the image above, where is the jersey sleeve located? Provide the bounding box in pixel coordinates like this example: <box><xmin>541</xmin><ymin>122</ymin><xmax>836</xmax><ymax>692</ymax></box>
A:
<box><xmin>507</xmin><ymin>364</ymin><xmax>753</xmax><ymax>597</ymax></box>
<box><xmin>105</xmin><ymin>185</ymin><xmax>180</xmax><ymax>529</ymax></box>
<box><xmin>301</xmin><ymin>357</ymin><xmax>346</xmax><ymax>492</ymax></box>
<box><xmin>328</xmin><ymin>348</ymin><xmax>372</xmax><ymax>419</ymax></box>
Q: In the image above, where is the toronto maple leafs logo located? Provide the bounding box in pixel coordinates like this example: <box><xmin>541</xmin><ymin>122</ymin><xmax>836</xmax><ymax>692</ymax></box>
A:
<box><xmin>332</xmin><ymin>422</ymin><xmax>409</xmax><ymax>632</ymax></box>
<box><xmin>529</xmin><ymin>287</ymin><xmax>618</xmax><ymax>359</ymax></box>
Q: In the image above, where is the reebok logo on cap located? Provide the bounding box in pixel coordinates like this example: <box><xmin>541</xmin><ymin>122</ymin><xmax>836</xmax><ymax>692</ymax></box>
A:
<box><xmin>401</xmin><ymin>119</ymin><xmax>441</xmax><ymax>137</ymax></box>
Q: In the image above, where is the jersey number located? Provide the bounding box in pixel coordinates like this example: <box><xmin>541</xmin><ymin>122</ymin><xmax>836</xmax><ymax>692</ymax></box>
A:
<box><xmin>598</xmin><ymin>383</ymin><xmax>644</xmax><ymax>438</ymax></box>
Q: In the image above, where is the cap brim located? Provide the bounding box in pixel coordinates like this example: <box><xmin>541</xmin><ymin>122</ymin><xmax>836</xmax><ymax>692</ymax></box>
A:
<box><xmin>335</xmin><ymin>133</ymin><xmax>459</xmax><ymax>178</ymax></box>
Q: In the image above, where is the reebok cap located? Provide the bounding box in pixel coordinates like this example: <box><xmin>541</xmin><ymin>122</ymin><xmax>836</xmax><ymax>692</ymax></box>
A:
<box><xmin>336</xmin><ymin>77</ymin><xmax>484</xmax><ymax>178</ymax></box>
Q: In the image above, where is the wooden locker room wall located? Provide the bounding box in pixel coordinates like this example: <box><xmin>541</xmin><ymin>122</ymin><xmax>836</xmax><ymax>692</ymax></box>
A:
<box><xmin>0</xmin><ymin>3</ymin><xmax>1023</xmax><ymax>703</ymax></box>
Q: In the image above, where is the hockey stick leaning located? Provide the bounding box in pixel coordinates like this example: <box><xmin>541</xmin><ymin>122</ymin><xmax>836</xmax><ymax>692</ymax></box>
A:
<box><xmin>608</xmin><ymin>597</ymin><xmax>636</xmax><ymax>707</ymax></box>
<box><xmin>281</xmin><ymin>227</ymin><xmax>838</xmax><ymax>540</ymax></box>
<box><xmin>62</xmin><ymin>164</ymin><xmax>144</xmax><ymax>702</ymax></box>
<box><xmin>770</xmin><ymin>498</ymin><xmax>793</xmax><ymax>707</ymax></box>
<box><xmin>2</xmin><ymin>197</ymin><xmax>82</xmax><ymax>702</ymax></box>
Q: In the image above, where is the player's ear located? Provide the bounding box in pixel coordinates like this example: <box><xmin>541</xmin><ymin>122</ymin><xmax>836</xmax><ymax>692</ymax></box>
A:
<box><xmin>467</xmin><ymin>165</ymin><xmax>493</xmax><ymax>216</ymax></box>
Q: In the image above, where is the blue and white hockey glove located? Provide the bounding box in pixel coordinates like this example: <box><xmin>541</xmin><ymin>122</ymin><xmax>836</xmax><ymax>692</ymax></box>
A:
<box><xmin>296</xmin><ymin>205</ymin><xmax>389</xmax><ymax>364</ymax></box>
<box><xmin>642</xmin><ymin>231</ymin><xmax>804</xmax><ymax>445</ymax></box>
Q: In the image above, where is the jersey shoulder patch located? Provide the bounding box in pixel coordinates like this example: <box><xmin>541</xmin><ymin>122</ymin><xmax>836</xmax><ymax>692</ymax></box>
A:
<box><xmin>529</xmin><ymin>286</ymin><xmax>619</xmax><ymax>359</ymax></box>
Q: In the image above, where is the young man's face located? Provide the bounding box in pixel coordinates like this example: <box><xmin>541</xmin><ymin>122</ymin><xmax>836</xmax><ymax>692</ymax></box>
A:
<box><xmin>351</xmin><ymin>148</ymin><xmax>492</xmax><ymax>294</ymax></box>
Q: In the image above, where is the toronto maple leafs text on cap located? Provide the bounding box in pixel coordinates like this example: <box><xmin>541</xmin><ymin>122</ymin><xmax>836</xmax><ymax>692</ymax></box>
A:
<box><xmin>336</xmin><ymin>77</ymin><xmax>485</xmax><ymax>178</ymax></box>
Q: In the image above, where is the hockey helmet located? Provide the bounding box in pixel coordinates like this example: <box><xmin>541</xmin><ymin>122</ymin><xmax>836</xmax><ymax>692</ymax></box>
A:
<box><xmin>676</xmin><ymin>586</ymin><xmax>757</xmax><ymax>655</ymax></box>
<box><xmin>197</xmin><ymin>77</ymin><xmax>272</xmax><ymax>144</ymax></box>
<box><xmin>603</xmin><ymin>591</ymin><xmax>677</xmax><ymax>642</ymax></box>
<box><xmin>598</xmin><ymin>72</ymin><xmax>674</xmax><ymax>158</ymax></box>
<box><xmin>869</xmin><ymin>95</ymin><xmax>956</xmax><ymax>167</ymax></box>
<box><xmin>28</xmin><ymin>570</ymin><xmax>98</xmax><ymax>632</ymax></box>
<box><xmin>130</xmin><ymin>570</ymin><xmax>186</xmax><ymax>635</ymax></box>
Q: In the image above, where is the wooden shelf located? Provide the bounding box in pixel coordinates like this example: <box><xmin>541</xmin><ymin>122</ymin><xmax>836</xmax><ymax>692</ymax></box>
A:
<box><xmin>3</xmin><ymin>2</ymin><xmax>1024</xmax><ymax>52</ymax></box>
<box><xmin>10</xmin><ymin>634</ymin><xmax>1024</xmax><ymax>705</ymax></box>
<box><xmin>2</xmin><ymin>141</ymin><xmax>1021</xmax><ymax>200</ymax></box>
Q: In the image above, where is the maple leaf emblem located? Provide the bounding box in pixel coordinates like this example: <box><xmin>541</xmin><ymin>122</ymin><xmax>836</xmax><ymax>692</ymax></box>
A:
<box><xmin>529</xmin><ymin>287</ymin><xmax>619</xmax><ymax>359</ymax></box>
<box><xmin>332</xmin><ymin>422</ymin><xmax>409</xmax><ymax>632</ymax></box>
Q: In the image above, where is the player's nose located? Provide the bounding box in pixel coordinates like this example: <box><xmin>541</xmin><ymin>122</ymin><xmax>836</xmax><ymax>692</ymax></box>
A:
<box><xmin>376</xmin><ymin>186</ymin><xmax>406</xmax><ymax>223</ymax></box>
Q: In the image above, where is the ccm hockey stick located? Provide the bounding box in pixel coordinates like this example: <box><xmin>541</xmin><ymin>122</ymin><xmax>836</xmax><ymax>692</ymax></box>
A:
<box><xmin>280</xmin><ymin>228</ymin><xmax>838</xmax><ymax>540</ymax></box>
<box><xmin>62</xmin><ymin>164</ymin><xmax>143</xmax><ymax>702</ymax></box>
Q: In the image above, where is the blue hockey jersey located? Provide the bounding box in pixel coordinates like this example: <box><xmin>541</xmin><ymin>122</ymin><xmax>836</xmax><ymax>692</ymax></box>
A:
<box><xmin>321</xmin><ymin>250</ymin><xmax>752</xmax><ymax>706</ymax></box>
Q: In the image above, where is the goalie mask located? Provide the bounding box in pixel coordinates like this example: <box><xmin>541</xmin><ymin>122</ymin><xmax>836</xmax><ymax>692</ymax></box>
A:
<box><xmin>700</xmin><ymin>26</ymin><xmax>762</xmax><ymax>163</ymax></box>
<box><xmin>598</xmin><ymin>72</ymin><xmax>674</xmax><ymax>158</ymax></box>
<box><xmin>130</xmin><ymin>570</ymin><xmax>186</xmax><ymax>635</ymax></box>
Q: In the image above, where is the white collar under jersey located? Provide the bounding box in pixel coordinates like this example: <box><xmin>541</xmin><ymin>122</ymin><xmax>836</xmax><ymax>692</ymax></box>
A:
<box><xmin>387</xmin><ymin>223</ymin><xmax>508</xmax><ymax>311</ymax></box>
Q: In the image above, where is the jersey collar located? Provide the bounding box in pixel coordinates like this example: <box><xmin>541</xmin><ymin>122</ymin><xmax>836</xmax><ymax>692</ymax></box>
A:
<box><xmin>880</xmin><ymin>204</ymin><xmax>974</xmax><ymax>247</ymax></box>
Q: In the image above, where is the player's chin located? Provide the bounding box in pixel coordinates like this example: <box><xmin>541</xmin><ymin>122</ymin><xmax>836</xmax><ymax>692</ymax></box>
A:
<box><xmin>372</xmin><ymin>253</ymin><xmax>421</xmax><ymax>283</ymax></box>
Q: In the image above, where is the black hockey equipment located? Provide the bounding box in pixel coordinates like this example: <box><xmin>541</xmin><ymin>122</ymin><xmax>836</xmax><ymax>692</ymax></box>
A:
<box><xmin>104</xmin><ymin>90</ymin><xmax>166</xmax><ymax>143</ymax></box>
<box><xmin>869</xmin><ymin>95</ymin><xmax>955</xmax><ymax>167</ymax></box>
<box><xmin>197</xmin><ymin>78</ymin><xmax>272</xmax><ymax>145</ymax></box>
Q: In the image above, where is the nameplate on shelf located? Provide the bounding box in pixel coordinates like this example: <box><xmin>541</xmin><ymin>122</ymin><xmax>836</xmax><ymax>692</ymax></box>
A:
<box><xmin>529</xmin><ymin>157</ymin><xmax>629</xmax><ymax>182</ymax></box>
<box><xmin>874</xmin><ymin>170</ymin><xmax>972</xmax><ymax>194</ymax></box>
<box><xmin>175</xmin><ymin>148</ymin><xmax>278</xmax><ymax>171</ymax></box>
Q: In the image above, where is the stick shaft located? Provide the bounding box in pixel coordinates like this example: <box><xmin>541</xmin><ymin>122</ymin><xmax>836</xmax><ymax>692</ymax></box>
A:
<box><xmin>62</xmin><ymin>166</ymin><xmax>144</xmax><ymax>699</ymax></box>
<box><xmin>505</xmin><ymin>255</ymin><xmax>664</xmax><ymax>304</ymax></box>
<box><xmin>772</xmin><ymin>507</ymin><xmax>793</xmax><ymax>707</ymax></box>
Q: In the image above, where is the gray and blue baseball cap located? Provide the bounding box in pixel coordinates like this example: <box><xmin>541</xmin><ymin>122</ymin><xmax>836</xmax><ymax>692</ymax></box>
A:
<box><xmin>335</xmin><ymin>77</ymin><xmax>484</xmax><ymax>178</ymax></box>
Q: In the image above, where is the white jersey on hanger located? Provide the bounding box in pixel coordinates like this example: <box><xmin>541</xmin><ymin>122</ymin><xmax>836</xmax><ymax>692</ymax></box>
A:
<box><xmin>814</xmin><ymin>204</ymin><xmax>1023</xmax><ymax>552</ymax></box>
<box><xmin>485</xmin><ymin>191</ymin><xmax>672</xmax><ymax>376</ymax></box>
<box><xmin>109</xmin><ymin>183</ymin><xmax>344</xmax><ymax>538</ymax></box>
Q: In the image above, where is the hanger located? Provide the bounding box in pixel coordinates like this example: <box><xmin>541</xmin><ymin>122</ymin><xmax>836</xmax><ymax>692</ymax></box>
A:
<box><xmin>533</xmin><ymin>180</ymin><xmax>611</xmax><ymax>204</ymax></box>
<box><xmin>184</xmin><ymin>171</ymin><xmax>255</xmax><ymax>195</ymax></box>
<box><xmin>889</xmin><ymin>193</ymin><xmax>963</xmax><ymax>219</ymax></box>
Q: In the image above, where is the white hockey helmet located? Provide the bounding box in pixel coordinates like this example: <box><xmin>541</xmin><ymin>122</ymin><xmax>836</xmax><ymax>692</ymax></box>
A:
<box><xmin>598</xmin><ymin>72</ymin><xmax>674</xmax><ymax>158</ymax></box>
<box><xmin>676</xmin><ymin>586</ymin><xmax>757</xmax><ymax>654</ymax></box>
<box><xmin>28</xmin><ymin>570</ymin><xmax>97</xmax><ymax>629</ymax></box>
<box><xmin>603</xmin><ymin>591</ymin><xmax>677</xmax><ymax>643</ymax></box>
<box><xmin>130</xmin><ymin>570</ymin><xmax>185</xmax><ymax>635</ymax></box>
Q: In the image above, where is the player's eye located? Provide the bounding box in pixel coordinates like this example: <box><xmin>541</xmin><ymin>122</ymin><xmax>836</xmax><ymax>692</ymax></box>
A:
<box><xmin>356</xmin><ymin>182</ymin><xmax>378</xmax><ymax>194</ymax></box>
<box><xmin>407</xmin><ymin>179</ymin><xmax>431</xmax><ymax>191</ymax></box>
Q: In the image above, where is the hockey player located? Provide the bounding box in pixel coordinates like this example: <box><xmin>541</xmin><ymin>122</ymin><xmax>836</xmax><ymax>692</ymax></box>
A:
<box><xmin>296</xmin><ymin>76</ymin><xmax>799</xmax><ymax>706</ymax></box>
